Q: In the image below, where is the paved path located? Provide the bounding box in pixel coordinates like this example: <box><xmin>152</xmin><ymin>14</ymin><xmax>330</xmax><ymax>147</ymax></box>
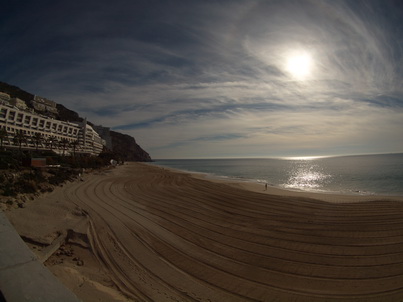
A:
<box><xmin>0</xmin><ymin>212</ymin><xmax>79</xmax><ymax>302</ymax></box>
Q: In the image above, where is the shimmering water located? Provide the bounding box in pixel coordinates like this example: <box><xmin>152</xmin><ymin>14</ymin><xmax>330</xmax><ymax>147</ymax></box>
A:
<box><xmin>152</xmin><ymin>153</ymin><xmax>403</xmax><ymax>196</ymax></box>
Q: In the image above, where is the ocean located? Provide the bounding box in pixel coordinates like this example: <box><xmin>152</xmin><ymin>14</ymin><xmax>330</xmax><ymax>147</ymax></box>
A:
<box><xmin>152</xmin><ymin>153</ymin><xmax>403</xmax><ymax>196</ymax></box>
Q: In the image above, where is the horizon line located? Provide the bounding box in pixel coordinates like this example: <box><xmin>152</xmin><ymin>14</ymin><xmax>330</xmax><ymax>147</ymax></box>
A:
<box><xmin>152</xmin><ymin>151</ymin><xmax>403</xmax><ymax>161</ymax></box>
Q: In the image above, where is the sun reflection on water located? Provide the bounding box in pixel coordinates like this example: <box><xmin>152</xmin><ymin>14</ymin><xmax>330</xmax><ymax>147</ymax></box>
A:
<box><xmin>283</xmin><ymin>161</ymin><xmax>331</xmax><ymax>191</ymax></box>
<box><xmin>281</xmin><ymin>156</ymin><xmax>329</xmax><ymax>160</ymax></box>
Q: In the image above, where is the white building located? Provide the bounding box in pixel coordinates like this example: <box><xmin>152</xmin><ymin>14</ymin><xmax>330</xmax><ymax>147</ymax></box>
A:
<box><xmin>0</xmin><ymin>102</ymin><xmax>104</xmax><ymax>156</ymax></box>
<box><xmin>31</xmin><ymin>95</ymin><xmax>58</xmax><ymax>115</ymax></box>
<box><xmin>79</xmin><ymin>122</ymin><xmax>104</xmax><ymax>155</ymax></box>
<box><xmin>9</xmin><ymin>97</ymin><xmax>28</xmax><ymax>110</ymax></box>
<box><xmin>0</xmin><ymin>92</ymin><xmax>10</xmax><ymax>102</ymax></box>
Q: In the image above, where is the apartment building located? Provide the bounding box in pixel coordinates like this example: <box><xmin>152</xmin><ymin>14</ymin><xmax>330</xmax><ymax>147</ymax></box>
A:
<box><xmin>31</xmin><ymin>96</ymin><xmax>58</xmax><ymax>115</ymax></box>
<box><xmin>9</xmin><ymin>97</ymin><xmax>28</xmax><ymax>110</ymax></box>
<box><xmin>0</xmin><ymin>92</ymin><xmax>10</xmax><ymax>102</ymax></box>
<box><xmin>0</xmin><ymin>102</ymin><xmax>104</xmax><ymax>156</ymax></box>
<box><xmin>80</xmin><ymin>122</ymin><xmax>105</xmax><ymax>155</ymax></box>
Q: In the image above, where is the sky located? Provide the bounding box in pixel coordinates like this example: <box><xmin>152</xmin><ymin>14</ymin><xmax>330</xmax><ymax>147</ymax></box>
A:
<box><xmin>1</xmin><ymin>0</ymin><xmax>402</xmax><ymax>159</ymax></box>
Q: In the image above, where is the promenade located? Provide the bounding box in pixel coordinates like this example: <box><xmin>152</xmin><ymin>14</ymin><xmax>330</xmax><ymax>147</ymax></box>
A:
<box><xmin>0</xmin><ymin>212</ymin><xmax>79</xmax><ymax>302</ymax></box>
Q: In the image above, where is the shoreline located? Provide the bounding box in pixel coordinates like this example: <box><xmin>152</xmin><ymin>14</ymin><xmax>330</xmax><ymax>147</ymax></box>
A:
<box><xmin>149</xmin><ymin>163</ymin><xmax>403</xmax><ymax>203</ymax></box>
<box><xmin>4</xmin><ymin>162</ymin><xmax>403</xmax><ymax>301</ymax></box>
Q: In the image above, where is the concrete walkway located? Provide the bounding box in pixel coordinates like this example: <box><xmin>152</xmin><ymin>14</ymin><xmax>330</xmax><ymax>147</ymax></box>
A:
<box><xmin>0</xmin><ymin>212</ymin><xmax>80</xmax><ymax>302</ymax></box>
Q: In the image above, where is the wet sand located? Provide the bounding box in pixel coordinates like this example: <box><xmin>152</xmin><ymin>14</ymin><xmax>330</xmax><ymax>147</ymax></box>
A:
<box><xmin>6</xmin><ymin>162</ymin><xmax>403</xmax><ymax>301</ymax></box>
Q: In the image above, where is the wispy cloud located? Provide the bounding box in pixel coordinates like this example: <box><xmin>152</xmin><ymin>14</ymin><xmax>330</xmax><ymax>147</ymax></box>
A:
<box><xmin>0</xmin><ymin>0</ymin><xmax>402</xmax><ymax>158</ymax></box>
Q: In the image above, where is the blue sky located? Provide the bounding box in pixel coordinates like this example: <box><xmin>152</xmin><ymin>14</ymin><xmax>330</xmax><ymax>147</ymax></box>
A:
<box><xmin>1</xmin><ymin>0</ymin><xmax>402</xmax><ymax>158</ymax></box>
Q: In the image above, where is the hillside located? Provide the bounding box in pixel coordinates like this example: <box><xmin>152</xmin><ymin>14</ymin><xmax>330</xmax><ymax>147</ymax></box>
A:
<box><xmin>0</xmin><ymin>82</ymin><xmax>152</xmax><ymax>162</ymax></box>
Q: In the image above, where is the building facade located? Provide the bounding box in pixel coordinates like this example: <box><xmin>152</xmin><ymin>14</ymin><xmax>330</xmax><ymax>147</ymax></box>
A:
<box><xmin>93</xmin><ymin>125</ymin><xmax>112</xmax><ymax>150</ymax></box>
<box><xmin>0</xmin><ymin>102</ymin><xmax>104</xmax><ymax>156</ymax></box>
<box><xmin>79</xmin><ymin>122</ymin><xmax>105</xmax><ymax>155</ymax></box>
<box><xmin>31</xmin><ymin>96</ymin><xmax>58</xmax><ymax>115</ymax></box>
<box><xmin>0</xmin><ymin>92</ymin><xmax>10</xmax><ymax>102</ymax></box>
<box><xmin>9</xmin><ymin>97</ymin><xmax>28</xmax><ymax>110</ymax></box>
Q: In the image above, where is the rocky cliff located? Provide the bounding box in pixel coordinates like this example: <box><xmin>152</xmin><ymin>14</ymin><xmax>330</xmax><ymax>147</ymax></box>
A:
<box><xmin>56</xmin><ymin>103</ymin><xmax>84</xmax><ymax>123</ymax></box>
<box><xmin>110</xmin><ymin>131</ymin><xmax>152</xmax><ymax>162</ymax></box>
<box><xmin>0</xmin><ymin>82</ymin><xmax>152</xmax><ymax>161</ymax></box>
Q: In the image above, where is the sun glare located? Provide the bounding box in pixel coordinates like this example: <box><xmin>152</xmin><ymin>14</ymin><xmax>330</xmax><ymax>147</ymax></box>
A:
<box><xmin>285</xmin><ymin>156</ymin><xmax>324</xmax><ymax>160</ymax></box>
<box><xmin>286</xmin><ymin>52</ymin><xmax>312</xmax><ymax>79</ymax></box>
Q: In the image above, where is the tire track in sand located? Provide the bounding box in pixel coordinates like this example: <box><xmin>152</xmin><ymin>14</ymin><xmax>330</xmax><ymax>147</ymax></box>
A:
<box><xmin>62</xmin><ymin>163</ymin><xmax>403</xmax><ymax>301</ymax></box>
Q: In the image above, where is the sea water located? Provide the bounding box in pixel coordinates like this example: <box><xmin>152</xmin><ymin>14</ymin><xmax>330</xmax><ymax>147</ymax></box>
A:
<box><xmin>152</xmin><ymin>153</ymin><xmax>403</xmax><ymax>196</ymax></box>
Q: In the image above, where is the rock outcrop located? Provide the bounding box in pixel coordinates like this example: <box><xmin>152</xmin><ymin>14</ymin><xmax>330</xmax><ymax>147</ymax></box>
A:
<box><xmin>110</xmin><ymin>131</ymin><xmax>152</xmax><ymax>162</ymax></box>
<box><xmin>0</xmin><ymin>82</ymin><xmax>34</xmax><ymax>102</ymax></box>
<box><xmin>56</xmin><ymin>103</ymin><xmax>84</xmax><ymax>123</ymax></box>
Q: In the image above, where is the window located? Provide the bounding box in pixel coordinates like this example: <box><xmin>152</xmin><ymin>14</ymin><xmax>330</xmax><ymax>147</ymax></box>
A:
<box><xmin>17</xmin><ymin>113</ymin><xmax>23</xmax><ymax>122</ymax></box>
<box><xmin>39</xmin><ymin>120</ymin><xmax>45</xmax><ymax>127</ymax></box>
<box><xmin>8</xmin><ymin>111</ymin><xmax>15</xmax><ymax>120</ymax></box>
<box><xmin>0</xmin><ymin>108</ymin><xmax>7</xmax><ymax>118</ymax></box>
<box><xmin>46</xmin><ymin>122</ymin><xmax>51</xmax><ymax>129</ymax></box>
<box><xmin>32</xmin><ymin>118</ymin><xmax>38</xmax><ymax>126</ymax></box>
<box><xmin>24</xmin><ymin>116</ymin><xmax>31</xmax><ymax>124</ymax></box>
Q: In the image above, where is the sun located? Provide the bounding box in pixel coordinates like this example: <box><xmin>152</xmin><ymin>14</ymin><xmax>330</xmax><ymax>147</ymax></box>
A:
<box><xmin>286</xmin><ymin>52</ymin><xmax>312</xmax><ymax>79</ymax></box>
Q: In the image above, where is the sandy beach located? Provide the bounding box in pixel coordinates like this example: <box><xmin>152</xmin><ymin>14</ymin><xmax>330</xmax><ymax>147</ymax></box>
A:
<box><xmin>5</xmin><ymin>162</ymin><xmax>403</xmax><ymax>301</ymax></box>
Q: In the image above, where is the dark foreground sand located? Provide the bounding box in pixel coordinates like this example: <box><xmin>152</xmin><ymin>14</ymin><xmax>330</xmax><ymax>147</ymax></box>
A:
<box><xmin>6</xmin><ymin>162</ymin><xmax>403</xmax><ymax>301</ymax></box>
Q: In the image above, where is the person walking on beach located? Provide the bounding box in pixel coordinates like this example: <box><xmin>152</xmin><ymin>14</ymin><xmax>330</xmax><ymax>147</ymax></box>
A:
<box><xmin>265</xmin><ymin>183</ymin><xmax>268</xmax><ymax>191</ymax></box>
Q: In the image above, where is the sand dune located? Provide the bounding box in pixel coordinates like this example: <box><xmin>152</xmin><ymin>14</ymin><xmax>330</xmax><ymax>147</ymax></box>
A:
<box><xmin>7</xmin><ymin>162</ymin><xmax>403</xmax><ymax>301</ymax></box>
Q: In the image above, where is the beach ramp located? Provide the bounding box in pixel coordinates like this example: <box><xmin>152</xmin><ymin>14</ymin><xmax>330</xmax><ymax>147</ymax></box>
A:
<box><xmin>0</xmin><ymin>212</ymin><xmax>80</xmax><ymax>302</ymax></box>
